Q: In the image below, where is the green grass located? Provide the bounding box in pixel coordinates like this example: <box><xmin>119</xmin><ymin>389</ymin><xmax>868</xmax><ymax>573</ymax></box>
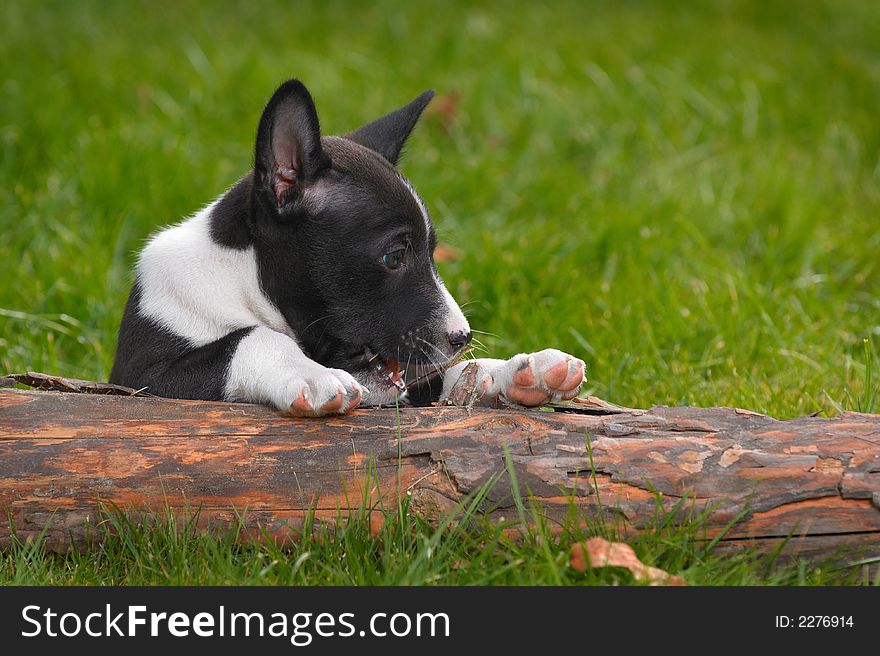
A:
<box><xmin>4</xmin><ymin>473</ymin><xmax>875</xmax><ymax>586</ymax></box>
<box><xmin>1</xmin><ymin>0</ymin><xmax>879</xmax><ymax>585</ymax></box>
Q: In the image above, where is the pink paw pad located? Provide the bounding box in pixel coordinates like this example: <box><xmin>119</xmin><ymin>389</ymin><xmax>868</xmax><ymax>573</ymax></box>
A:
<box><xmin>506</xmin><ymin>386</ymin><xmax>551</xmax><ymax>406</ymax></box>
<box><xmin>320</xmin><ymin>389</ymin><xmax>345</xmax><ymax>414</ymax></box>
<box><xmin>512</xmin><ymin>362</ymin><xmax>536</xmax><ymax>387</ymax></box>
<box><xmin>290</xmin><ymin>390</ymin><xmax>313</xmax><ymax>416</ymax></box>
<box><xmin>542</xmin><ymin>359</ymin><xmax>572</xmax><ymax>388</ymax></box>
<box><xmin>561</xmin><ymin>361</ymin><xmax>585</xmax><ymax>391</ymax></box>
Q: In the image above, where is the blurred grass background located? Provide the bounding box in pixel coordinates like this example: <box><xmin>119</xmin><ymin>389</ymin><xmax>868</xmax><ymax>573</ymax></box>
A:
<box><xmin>1</xmin><ymin>0</ymin><xmax>878</xmax><ymax>417</ymax></box>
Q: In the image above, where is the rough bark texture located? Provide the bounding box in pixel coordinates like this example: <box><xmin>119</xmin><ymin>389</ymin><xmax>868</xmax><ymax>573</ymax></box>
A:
<box><xmin>1</xmin><ymin>386</ymin><xmax>878</xmax><ymax>563</ymax></box>
<box><xmin>1</xmin><ymin>372</ymin><xmax>150</xmax><ymax>396</ymax></box>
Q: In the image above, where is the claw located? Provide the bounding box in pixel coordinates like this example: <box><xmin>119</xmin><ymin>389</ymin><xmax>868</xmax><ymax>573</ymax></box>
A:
<box><xmin>290</xmin><ymin>389</ymin><xmax>313</xmax><ymax>416</ymax></box>
<box><xmin>560</xmin><ymin>361</ymin><xmax>585</xmax><ymax>391</ymax></box>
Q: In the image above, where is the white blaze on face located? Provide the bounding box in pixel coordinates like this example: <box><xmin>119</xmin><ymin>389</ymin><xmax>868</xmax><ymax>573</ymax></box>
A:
<box><xmin>399</xmin><ymin>173</ymin><xmax>470</xmax><ymax>349</ymax></box>
<box><xmin>439</xmin><ymin>275</ymin><xmax>470</xmax><ymax>338</ymax></box>
<box><xmin>399</xmin><ymin>173</ymin><xmax>433</xmax><ymax>240</ymax></box>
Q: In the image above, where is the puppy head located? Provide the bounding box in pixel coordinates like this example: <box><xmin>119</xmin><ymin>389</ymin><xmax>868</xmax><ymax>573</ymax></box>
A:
<box><xmin>250</xmin><ymin>80</ymin><xmax>471</xmax><ymax>402</ymax></box>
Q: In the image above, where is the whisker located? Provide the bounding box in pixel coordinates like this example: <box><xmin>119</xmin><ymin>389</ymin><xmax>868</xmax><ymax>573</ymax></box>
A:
<box><xmin>460</xmin><ymin>346</ymin><xmax>480</xmax><ymax>360</ymax></box>
<box><xmin>417</xmin><ymin>337</ymin><xmax>449</xmax><ymax>363</ymax></box>
<box><xmin>419</xmin><ymin>339</ymin><xmax>445</xmax><ymax>375</ymax></box>
<box><xmin>470</xmin><ymin>337</ymin><xmax>490</xmax><ymax>353</ymax></box>
<box><xmin>302</xmin><ymin>314</ymin><xmax>334</xmax><ymax>332</ymax></box>
<box><xmin>412</xmin><ymin>337</ymin><xmax>450</xmax><ymax>384</ymax></box>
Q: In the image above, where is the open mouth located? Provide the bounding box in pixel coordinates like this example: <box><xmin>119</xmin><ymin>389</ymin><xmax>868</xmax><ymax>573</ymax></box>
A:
<box><xmin>363</xmin><ymin>346</ymin><xmax>467</xmax><ymax>392</ymax></box>
<box><xmin>364</xmin><ymin>348</ymin><xmax>407</xmax><ymax>391</ymax></box>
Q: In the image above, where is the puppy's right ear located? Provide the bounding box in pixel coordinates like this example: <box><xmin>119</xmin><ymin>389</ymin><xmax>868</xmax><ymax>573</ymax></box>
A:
<box><xmin>254</xmin><ymin>80</ymin><xmax>330</xmax><ymax>215</ymax></box>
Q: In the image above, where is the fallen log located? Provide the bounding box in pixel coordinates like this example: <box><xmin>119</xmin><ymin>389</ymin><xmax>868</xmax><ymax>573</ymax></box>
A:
<box><xmin>1</xmin><ymin>385</ymin><xmax>879</xmax><ymax>563</ymax></box>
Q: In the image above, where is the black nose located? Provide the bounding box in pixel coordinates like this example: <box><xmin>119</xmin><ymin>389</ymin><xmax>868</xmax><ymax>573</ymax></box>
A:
<box><xmin>447</xmin><ymin>329</ymin><xmax>472</xmax><ymax>350</ymax></box>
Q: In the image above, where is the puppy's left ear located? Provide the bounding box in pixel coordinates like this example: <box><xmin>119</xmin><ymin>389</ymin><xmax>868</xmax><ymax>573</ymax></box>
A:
<box><xmin>345</xmin><ymin>89</ymin><xmax>434</xmax><ymax>166</ymax></box>
<box><xmin>254</xmin><ymin>79</ymin><xmax>331</xmax><ymax>214</ymax></box>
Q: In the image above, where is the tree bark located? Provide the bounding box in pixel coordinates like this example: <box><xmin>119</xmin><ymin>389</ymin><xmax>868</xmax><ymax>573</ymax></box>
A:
<box><xmin>1</xmin><ymin>385</ymin><xmax>878</xmax><ymax>563</ymax></box>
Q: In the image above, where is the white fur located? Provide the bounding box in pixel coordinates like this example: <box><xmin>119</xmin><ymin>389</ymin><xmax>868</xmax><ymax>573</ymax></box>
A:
<box><xmin>400</xmin><ymin>173</ymin><xmax>433</xmax><ymax>240</ymax></box>
<box><xmin>438</xmin><ymin>276</ymin><xmax>469</xmax><ymax>336</ymax></box>
<box><xmin>399</xmin><ymin>174</ymin><xmax>470</xmax><ymax>339</ymax></box>
<box><xmin>225</xmin><ymin>326</ymin><xmax>365</xmax><ymax>412</ymax></box>
<box><xmin>138</xmin><ymin>200</ymin><xmax>372</xmax><ymax>413</ymax></box>
<box><xmin>138</xmin><ymin>183</ymin><xmax>572</xmax><ymax>415</ymax></box>
<box><xmin>441</xmin><ymin>357</ymin><xmax>507</xmax><ymax>401</ymax></box>
<box><xmin>136</xmin><ymin>202</ymin><xmax>293</xmax><ymax>347</ymax></box>
<box><xmin>440</xmin><ymin>350</ymin><xmax>585</xmax><ymax>405</ymax></box>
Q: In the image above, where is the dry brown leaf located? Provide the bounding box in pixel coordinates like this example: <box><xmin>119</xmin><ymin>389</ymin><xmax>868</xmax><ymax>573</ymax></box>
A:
<box><xmin>434</xmin><ymin>242</ymin><xmax>461</xmax><ymax>263</ymax></box>
<box><xmin>570</xmin><ymin>537</ymin><xmax>687</xmax><ymax>586</ymax></box>
<box><xmin>425</xmin><ymin>91</ymin><xmax>461</xmax><ymax>132</ymax></box>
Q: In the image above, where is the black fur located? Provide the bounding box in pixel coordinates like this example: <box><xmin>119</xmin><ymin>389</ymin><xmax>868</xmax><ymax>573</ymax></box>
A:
<box><xmin>110</xmin><ymin>80</ymin><xmax>462</xmax><ymax>405</ymax></box>
<box><xmin>109</xmin><ymin>284</ymin><xmax>254</xmax><ymax>399</ymax></box>
<box><xmin>345</xmin><ymin>89</ymin><xmax>435</xmax><ymax>165</ymax></box>
<box><xmin>252</xmin><ymin>137</ymin><xmax>443</xmax><ymax>375</ymax></box>
<box><xmin>208</xmin><ymin>174</ymin><xmax>254</xmax><ymax>249</ymax></box>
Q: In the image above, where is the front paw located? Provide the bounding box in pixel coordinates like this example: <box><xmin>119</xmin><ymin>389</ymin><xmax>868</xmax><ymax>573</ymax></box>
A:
<box><xmin>282</xmin><ymin>366</ymin><xmax>367</xmax><ymax>417</ymax></box>
<box><xmin>498</xmin><ymin>349</ymin><xmax>586</xmax><ymax>407</ymax></box>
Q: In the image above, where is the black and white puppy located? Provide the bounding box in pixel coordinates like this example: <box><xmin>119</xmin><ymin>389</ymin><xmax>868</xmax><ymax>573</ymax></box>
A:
<box><xmin>110</xmin><ymin>80</ymin><xmax>585</xmax><ymax>416</ymax></box>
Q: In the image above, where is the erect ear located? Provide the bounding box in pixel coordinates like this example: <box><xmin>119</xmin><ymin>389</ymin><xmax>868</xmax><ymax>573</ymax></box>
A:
<box><xmin>344</xmin><ymin>89</ymin><xmax>435</xmax><ymax>166</ymax></box>
<box><xmin>254</xmin><ymin>79</ymin><xmax>330</xmax><ymax>213</ymax></box>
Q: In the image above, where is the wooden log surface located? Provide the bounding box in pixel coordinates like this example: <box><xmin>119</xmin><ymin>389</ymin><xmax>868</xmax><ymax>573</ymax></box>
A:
<box><xmin>1</xmin><ymin>385</ymin><xmax>879</xmax><ymax>562</ymax></box>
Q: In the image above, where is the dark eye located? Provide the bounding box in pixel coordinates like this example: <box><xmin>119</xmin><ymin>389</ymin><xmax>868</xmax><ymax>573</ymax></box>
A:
<box><xmin>382</xmin><ymin>249</ymin><xmax>405</xmax><ymax>270</ymax></box>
